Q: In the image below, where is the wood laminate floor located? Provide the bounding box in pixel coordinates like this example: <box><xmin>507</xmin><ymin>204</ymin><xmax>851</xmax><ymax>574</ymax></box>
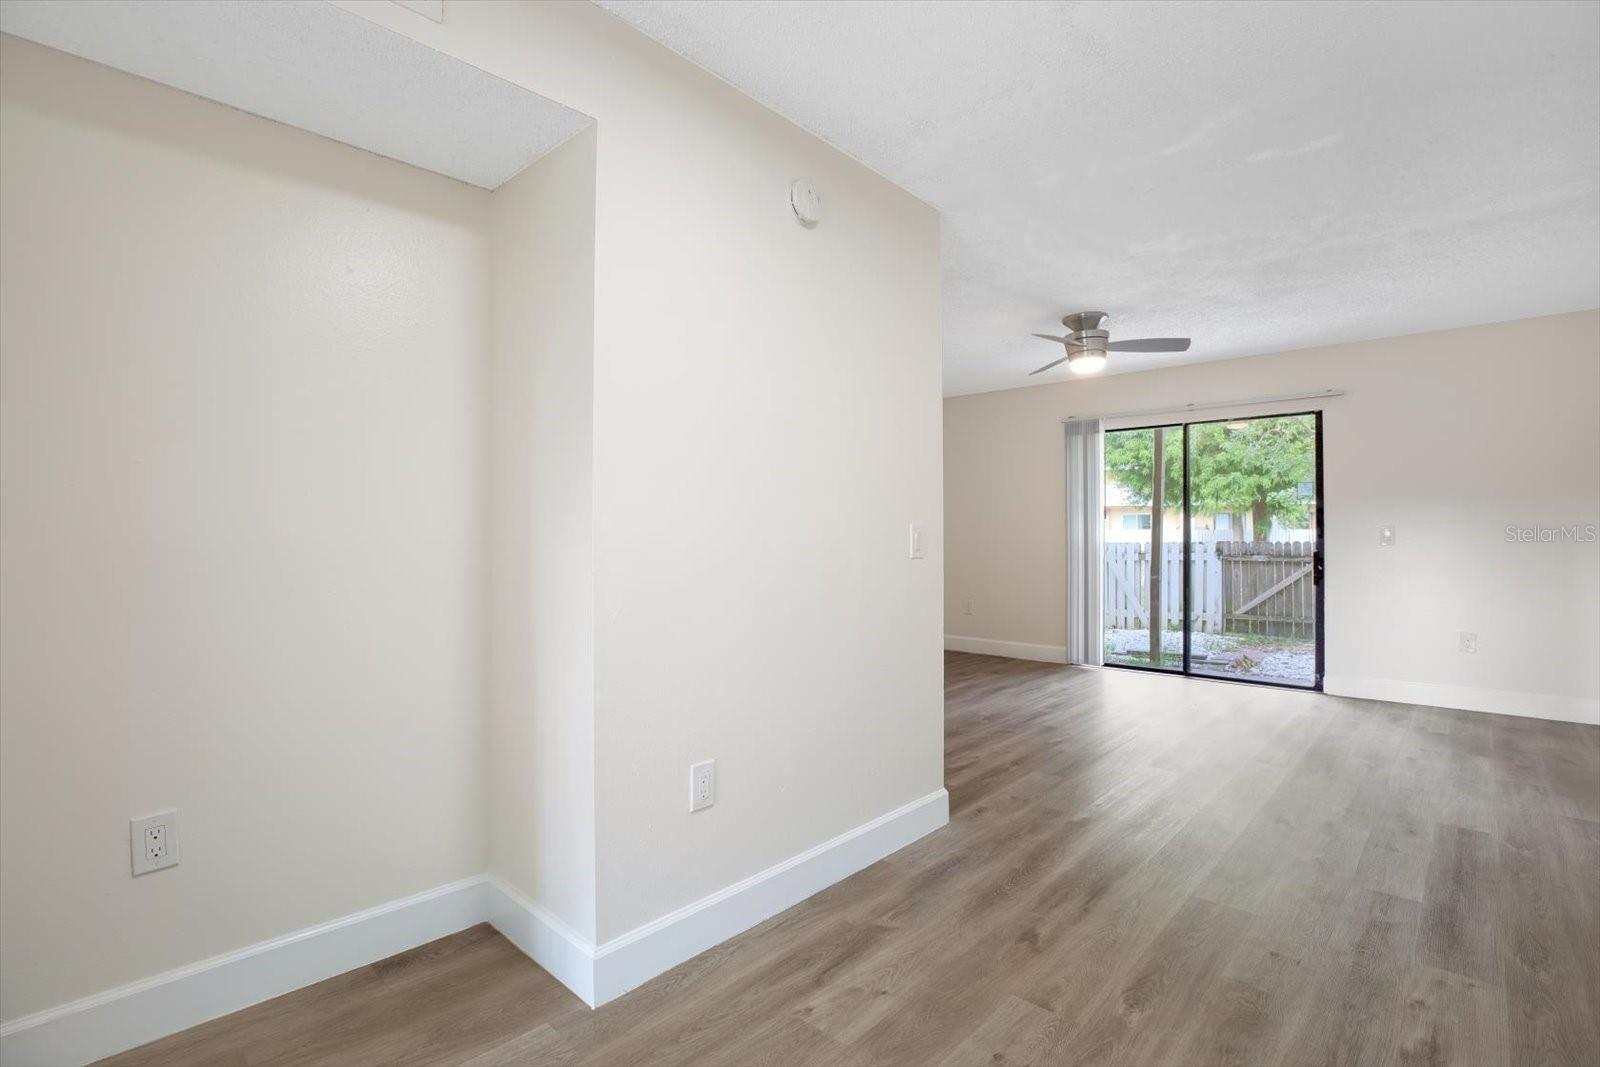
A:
<box><xmin>102</xmin><ymin>653</ymin><xmax>1600</xmax><ymax>1066</ymax></box>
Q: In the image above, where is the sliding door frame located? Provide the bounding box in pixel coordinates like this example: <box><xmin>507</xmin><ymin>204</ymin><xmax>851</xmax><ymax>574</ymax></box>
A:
<box><xmin>1104</xmin><ymin>409</ymin><xmax>1325</xmax><ymax>692</ymax></box>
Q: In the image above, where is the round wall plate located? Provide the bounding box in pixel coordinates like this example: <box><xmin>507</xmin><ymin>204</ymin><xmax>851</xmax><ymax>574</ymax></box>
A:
<box><xmin>790</xmin><ymin>178</ymin><xmax>822</xmax><ymax>226</ymax></box>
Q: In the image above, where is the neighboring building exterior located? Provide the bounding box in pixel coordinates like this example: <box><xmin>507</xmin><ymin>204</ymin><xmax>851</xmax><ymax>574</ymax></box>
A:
<box><xmin>1103</xmin><ymin>482</ymin><xmax>1232</xmax><ymax>543</ymax></box>
<box><xmin>1103</xmin><ymin>481</ymin><xmax>1312</xmax><ymax>544</ymax></box>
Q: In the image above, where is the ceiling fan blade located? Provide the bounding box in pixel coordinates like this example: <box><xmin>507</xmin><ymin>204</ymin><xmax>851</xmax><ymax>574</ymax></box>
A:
<box><xmin>1028</xmin><ymin>355</ymin><xmax>1069</xmax><ymax>375</ymax></box>
<box><xmin>1105</xmin><ymin>337</ymin><xmax>1191</xmax><ymax>353</ymax></box>
<box><xmin>1032</xmin><ymin>333</ymin><xmax>1070</xmax><ymax>344</ymax></box>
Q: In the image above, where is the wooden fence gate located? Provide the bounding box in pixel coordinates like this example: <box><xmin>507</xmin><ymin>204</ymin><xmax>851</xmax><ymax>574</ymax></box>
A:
<box><xmin>1214</xmin><ymin>540</ymin><xmax>1315</xmax><ymax>636</ymax></box>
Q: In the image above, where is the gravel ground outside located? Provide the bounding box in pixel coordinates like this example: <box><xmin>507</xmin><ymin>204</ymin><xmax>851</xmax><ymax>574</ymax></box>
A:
<box><xmin>1103</xmin><ymin>628</ymin><xmax>1314</xmax><ymax>684</ymax></box>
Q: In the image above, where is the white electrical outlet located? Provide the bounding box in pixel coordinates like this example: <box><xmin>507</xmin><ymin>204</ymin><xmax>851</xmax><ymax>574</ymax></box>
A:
<box><xmin>689</xmin><ymin>760</ymin><xmax>715</xmax><ymax>813</ymax></box>
<box><xmin>1378</xmin><ymin>525</ymin><xmax>1396</xmax><ymax>547</ymax></box>
<box><xmin>962</xmin><ymin>597</ymin><xmax>974</xmax><ymax>616</ymax></box>
<box><xmin>1459</xmin><ymin>631</ymin><xmax>1478</xmax><ymax>654</ymax></box>
<box><xmin>130</xmin><ymin>811</ymin><xmax>179</xmax><ymax>875</ymax></box>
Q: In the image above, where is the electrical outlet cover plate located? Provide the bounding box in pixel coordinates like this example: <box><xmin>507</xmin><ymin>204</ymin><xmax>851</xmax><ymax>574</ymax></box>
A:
<box><xmin>131</xmin><ymin>811</ymin><xmax>179</xmax><ymax>875</ymax></box>
<box><xmin>690</xmin><ymin>760</ymin><xmax>715</xmax><ymax>813</ymax></box>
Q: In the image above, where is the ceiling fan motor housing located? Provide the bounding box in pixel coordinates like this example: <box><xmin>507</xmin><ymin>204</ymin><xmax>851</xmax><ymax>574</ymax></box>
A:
<box><xmin>1062</xmin><ymin>311</ymin><xmax>1109</xmax><ymax>351</ymax></box>
<box><xmin>1062</xmin><ymin>310</ymin><xmax>1108</xmax><ymax>335</ymax></box>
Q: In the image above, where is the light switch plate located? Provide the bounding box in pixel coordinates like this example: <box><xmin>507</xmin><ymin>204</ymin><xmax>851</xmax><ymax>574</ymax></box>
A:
<box><xmin>1378</xmin><ymin>525</ymin><xmax>1396</xmax><ymax>547</ymax></box>
<box><xmin>131</xmin><ymin>810</ymin><xmax>179</xmax><ymax>875</ymax></box>
<box><xmin>909</xmin><ymin>522</ymin><xmax>925</xmax><ymax>559</ymax></box>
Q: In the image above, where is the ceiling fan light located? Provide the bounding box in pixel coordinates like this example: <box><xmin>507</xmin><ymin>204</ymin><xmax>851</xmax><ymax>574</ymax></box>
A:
<box><xmin>1068</xmin><ymin>351</ymin><xmax>1107</xmax><ymax>375</ymax></box>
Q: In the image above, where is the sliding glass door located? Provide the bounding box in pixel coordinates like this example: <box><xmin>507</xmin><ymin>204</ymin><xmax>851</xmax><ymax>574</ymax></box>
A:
<box><xmin>1102</xmin><ymin>423</ymin><xmax>1184</xmax><ymax>672</ymax></box>
<box><xmin>1102</xmin><ymin>412</ymin><xmax>1323</xmax><ymax>689</ymax></box>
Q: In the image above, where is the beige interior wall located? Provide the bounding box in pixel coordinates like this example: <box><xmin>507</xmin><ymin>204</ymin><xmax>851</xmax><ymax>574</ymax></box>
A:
<box><xmin>488</xmin><ymin>125</ymin><xmax>598</xmax><ymax>940</ymax></box>
<box><xmin>944</xmin><ymin>310</ymin><xmax>1600</xmax><ymax>722</ymax></box>
<box><xmin>337</xmin><ymin>0</ymin><xmax>947</xmax><ymax>942</ymax></box>
<box><xmin>0</xmin><ymin>37</ymin><xmax>491</xmax><ymax>1018</ymax></box>
<box><xmin>581</xmin><ymin>9</ymin><xmax>945</xmax><ymax>943</ymax></box>
<box><xmin>3</xmin><ymin>0</ymin><xmax>948</xmax><ymax>1016</ymax></box>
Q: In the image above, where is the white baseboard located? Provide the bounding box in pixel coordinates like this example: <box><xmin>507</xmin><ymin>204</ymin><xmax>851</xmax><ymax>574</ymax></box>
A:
<box><xmin>2</xmin><ymin>790</ymin><xmax>951</xmax><ymax>1065</ymax></box>
<box><xmin>589</xmin><ymin>787</ymin><xmax>948</xmax><ymax>1005</ymax></box>
<box><xmin>1324</xmin><ymin>674</ymin><xmax>1600</xmax><ymax>727</ymax></box>
<box><xmin>941</xmin><ymin>637</ymin><xmax>1597</xmax><ymax>728</ymax></box>
<box><xmin>482</xmin><ymin>787</ymin><xmax>949</xmax><ymax>1008</ymax></box>
<box><xmin>944</xmin><ymin>634</ymin><xmax>1067</xmax><ymax>663</ymax></box>
<box><xmin>0</xmin><ymin>876</ymin><xmax>489</xmax><ymax>1067</ymax></box>
<box><xmin>483</xmin><ymin>877</ymin><xmax>597</xmax><ymax>1007</ymax></box>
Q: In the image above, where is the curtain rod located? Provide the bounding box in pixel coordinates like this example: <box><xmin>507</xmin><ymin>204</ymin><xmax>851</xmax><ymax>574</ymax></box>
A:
<box><xmin>1061</xmin><ymin>388</ymin><xmax>1345</xmax><ymax>423</ymax></box>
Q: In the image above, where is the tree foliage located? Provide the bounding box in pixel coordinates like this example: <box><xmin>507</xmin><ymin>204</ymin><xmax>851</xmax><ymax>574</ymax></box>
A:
<box><xmin>1103</xmin><ymin>416</ymin><xmax>1314</xmax><ymax>539</ymax></box>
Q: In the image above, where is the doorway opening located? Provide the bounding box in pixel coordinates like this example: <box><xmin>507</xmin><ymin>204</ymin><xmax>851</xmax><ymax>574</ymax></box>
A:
<box><xmin>1101</xmin><ymin>411</ymin><xmax>1323</xmax><ymax>689</ymax></box>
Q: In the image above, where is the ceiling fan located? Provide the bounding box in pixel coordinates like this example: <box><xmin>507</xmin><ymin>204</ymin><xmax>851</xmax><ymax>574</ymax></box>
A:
<box><xmin>1030</xmin><ymin>311</ymin><xmax>1190</xmax><ymax>376</ymax></box>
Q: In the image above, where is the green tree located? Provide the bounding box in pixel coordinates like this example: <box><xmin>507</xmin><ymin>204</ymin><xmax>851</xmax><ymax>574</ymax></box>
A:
<box><xmin>1103</xmin><ymin>417</ymin><xmax>1314</xmax><ymax>540</ymax></box>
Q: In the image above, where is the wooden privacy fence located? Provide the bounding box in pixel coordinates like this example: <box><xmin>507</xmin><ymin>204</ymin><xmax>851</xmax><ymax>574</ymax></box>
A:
<box><xmin>1104</xmin><ymin>539</ymin><xmax>1314</xmax><ymax>637</ymax></box>
<box><xmin>1104</xmin><ymin>541</ymin><xmax>1220</xmax><ymax>632</ymax></box>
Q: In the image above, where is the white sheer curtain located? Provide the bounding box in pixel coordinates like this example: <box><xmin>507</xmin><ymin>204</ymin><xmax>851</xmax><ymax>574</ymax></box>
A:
<box><xmin>1064</xmin><ymin>418</ymin><xmax>1104</xmax><ymax>666</ymax></box>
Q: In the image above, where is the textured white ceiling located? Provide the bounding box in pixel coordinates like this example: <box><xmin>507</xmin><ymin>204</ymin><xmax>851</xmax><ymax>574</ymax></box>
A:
<box><xmin>0</xmin><ymin>0</ymin><xmax>590</xmax><ymax>189</ymax></box>
<box><xmin>597</xmin><ymin>0</ymin><xmax>1600</xmax><ymax>394</ymax></box>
